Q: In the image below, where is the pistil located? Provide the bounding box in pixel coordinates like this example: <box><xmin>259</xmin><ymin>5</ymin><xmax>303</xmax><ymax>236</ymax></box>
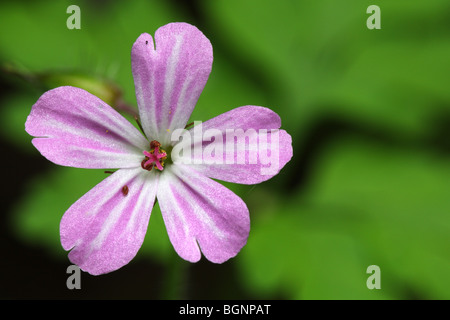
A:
<box><xmin>141</xmin><ymin>140</ymin><xmax>167</xmax><ymax>171</ymax></box>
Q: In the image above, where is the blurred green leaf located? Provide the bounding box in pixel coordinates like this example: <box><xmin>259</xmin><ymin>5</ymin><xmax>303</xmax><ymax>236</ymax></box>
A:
<box><xmin>239</xmin><ymin>138</ymin><xmax>450</xmax><ymax>299</ymax></box>
<box><xmin>205</xmin><ymin>0</ymin><xmax>450</xmax><ymax>137</ymax></box>
<box><xmin>0</xmin><ymin>92</ymin><xmax>39</xmax><ymax>148</ymax></box>
<box><xmin>0</xmin><ymin>0</ymin><xmax>186</xmax><ymax>103</ymax></box>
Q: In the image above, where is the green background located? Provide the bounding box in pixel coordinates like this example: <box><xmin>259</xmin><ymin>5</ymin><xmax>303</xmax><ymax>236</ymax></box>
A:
<box><xmin>1</xmin><ymin>0</ymin><xmax>449</xmax><ymax>299</ymax></box>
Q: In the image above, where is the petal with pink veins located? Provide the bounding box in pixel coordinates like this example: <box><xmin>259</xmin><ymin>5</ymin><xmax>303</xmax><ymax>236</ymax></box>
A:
<box><xmin>176</xmin><ymin>106</ymin><xmax>293</xmax><ymax>184</ymax></box>
<box><xmin>157</xmin><ymin>164</ymin><xmax>250</xmax><ymax>263</ymax></box>
<box><xmin>25</xmin><ymin>86</ymin><xmax>148</xmax><ymax>169</ymax></box>
<box><xmin>60</xmin><ymin>168</ymin><xmax>158</xmax><ymax>275</ymax></box>
<box><xmin>131</xmin><ymin>22</ymin><xmax>213</xmax><ymax>145</ymax></box>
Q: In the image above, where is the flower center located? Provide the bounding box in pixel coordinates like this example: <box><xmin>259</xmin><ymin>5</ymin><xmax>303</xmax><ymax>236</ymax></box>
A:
<box><xmin>141</xmin><ymin>140</ymin><xmax>167</xmax><ymax>171</ymax></box>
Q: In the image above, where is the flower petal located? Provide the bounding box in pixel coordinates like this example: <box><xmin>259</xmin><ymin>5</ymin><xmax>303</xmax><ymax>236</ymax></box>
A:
<box><xmin>131</xmin><ymin>22</ymin><xmax>213</xmax><ymax>145</ymax></box>
<box><xmin>60</xmin><ymin>168</ymin><xmax>158</xmax><ymax>275</ymax></box>
<box><xmin>25</xmin><ymin>86</ymin><xmax>148</xmax><ymax>169</ymax></box>
<box><xmin>157</xmin><ymin>164</ymin><xmax>250</xmax><ymax>263</ymax></box>
<box><xmin>174</xmin><ymin>106</ymin><xmax>293</xmax><ymax>184</ymax></box>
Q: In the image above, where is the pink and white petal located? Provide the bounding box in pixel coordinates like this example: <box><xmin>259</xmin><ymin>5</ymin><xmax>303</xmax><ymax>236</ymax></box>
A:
<box><xmin>198</xmin><ymin>105</ymin><xmax>282</xmax><ymax>131</ymax></box>
<box><xmin>60</xmin><ymin>168</ymin><xmax>158</xmax><ymax>275</ymax></box>
<box><xmin>190</xmin><ymin>129</ymin><xmax>292</xmax><ymax>184</ymax></box>
<box><xmin>25</xmin><ymin>86</ymin><xmax>148</xmax><ymax>169</ymax></box>
<box><xmin>175</xmin><ymin>106</ymin><xmax>293</xmax><ymax>184</ymax></box>
<box><xmin>157</xmin><ymin>164</ymin><xmax>250</xmax><ymax>263</ymax></box>
<box><xmin>131</xmin><ymin>22</ymin><xmax>213</xmax><ymax>145</ymax></box>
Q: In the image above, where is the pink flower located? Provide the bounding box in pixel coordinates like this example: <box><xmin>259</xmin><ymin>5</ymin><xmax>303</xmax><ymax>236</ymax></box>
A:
<box><xmin>25</xmin><ymin>22</ymin><xmax>292</xmax><ymax>275</ymax></box>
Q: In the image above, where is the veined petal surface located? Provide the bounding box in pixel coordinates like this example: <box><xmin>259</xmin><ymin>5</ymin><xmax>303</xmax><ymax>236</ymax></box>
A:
<box><xmin>25</xmin><ymin>86</ymin><xmax>148</xmax><ymax>169</ymax></box>
<box><xmin>131</xmin><ymin>22</ymin><xmax>213</xmax><ymax>145</ymax></box>
<box><xmin>175</xmin><ymin>106</ymin><xmax>293</xmax><ymax>184</ymax></box>
<box><xmin>157</xmin><ymin>164</ymin><xmax>250</xmax><ymax>263</ymax></box>
<box><xmin>60</xmin><ymin>168</ymin><xmax>158</xmax><ymax>275</ymax></box>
